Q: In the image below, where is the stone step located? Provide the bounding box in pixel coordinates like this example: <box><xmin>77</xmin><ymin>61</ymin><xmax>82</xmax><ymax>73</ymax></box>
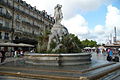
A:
<box><xmin>80</xmin><ymin>63</ymin><xmax>120</xmax><ymax>80</ymax></box>
<box><xmin>0</xmin><ymin>71</ymin><xmax>79</xmax><ymax>80</ymax></box>
<box><xmin>99</xmin><ymin>69</ymin><xmax>120</xmax><ymax>80</ymax></box>
<box><xmin>0</xmin><ymin>62</ymin><xmax>120</xmax><ymax>80</ymax></box>
<box><xmin>0</xmin><ymin>62</ymin><xmax>115</xmax><ymax>75</ymax></box>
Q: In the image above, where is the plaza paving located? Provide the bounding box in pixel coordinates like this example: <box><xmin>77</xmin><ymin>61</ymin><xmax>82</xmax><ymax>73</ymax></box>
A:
<box><xmin>0</xmin><ymin>52</ymin><xmax>120</xmax><ymax>80</ymax></box>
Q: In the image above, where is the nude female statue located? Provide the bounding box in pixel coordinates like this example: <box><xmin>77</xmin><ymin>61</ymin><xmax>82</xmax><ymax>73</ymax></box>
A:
<box><xmin>54</xmin><ymin>4</ymin><xmax>63</xmax><ymax>24</ymax></box>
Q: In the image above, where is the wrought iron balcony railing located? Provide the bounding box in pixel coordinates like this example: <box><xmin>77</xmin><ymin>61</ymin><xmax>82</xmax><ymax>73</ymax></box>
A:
<box><xmin>0</xmin><ymin>12</ymin><xmax>12</xmax><ymax>19</ymax></box>
<box><xmin>0</xmin><ymin>25</ymin><xmax>12</xmax><ymax>32</ymax></box>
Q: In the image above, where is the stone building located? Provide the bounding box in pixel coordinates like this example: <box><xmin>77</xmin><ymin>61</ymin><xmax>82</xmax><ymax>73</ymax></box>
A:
<box><xmin>0</xmin><ymin>0</ymin><xmax>54</xmax><ymax>45</ymax></box>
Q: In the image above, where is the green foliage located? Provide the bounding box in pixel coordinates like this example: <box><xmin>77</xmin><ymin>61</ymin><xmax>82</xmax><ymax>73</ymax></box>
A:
<box><xmin>36</xmin><ymin>30</ymin><xmax>97</xmax><ymax>53</ymax></box>
<box><xmin>60</xmin><ymin>34</ymin><xmax>82</xmax><ymax>53</ymax></box>
<box><xmin>49</xmin><ymin>40</ymin><xmax>57</xmax><ymax>51</ymax></box>
<box><xmin>36</xmin><ymin>30</ymin><xmax>50</xmax><ymax>53</ymax></box>
<box><xmin>81</xmin><ymin>39</ymin><xmax>97</xmax><ymax>48</ymax></box>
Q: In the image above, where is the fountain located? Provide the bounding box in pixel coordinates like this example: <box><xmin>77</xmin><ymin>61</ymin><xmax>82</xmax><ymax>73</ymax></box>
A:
<box><xmin>0</xmin><ymin>4</ymin><xmax>120</xmax><ymax>80</ymax></box>
<box><xmin>24</xmin><ymin>4</ymin><xmax>91</xmax><ymax>66</ymax></box>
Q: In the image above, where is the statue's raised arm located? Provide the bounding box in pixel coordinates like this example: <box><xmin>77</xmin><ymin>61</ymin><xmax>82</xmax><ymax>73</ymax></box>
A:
<box><xmin>54</xmin><ymin>4</ymin><xmax>63</xmax><ymax>24</ymax></box>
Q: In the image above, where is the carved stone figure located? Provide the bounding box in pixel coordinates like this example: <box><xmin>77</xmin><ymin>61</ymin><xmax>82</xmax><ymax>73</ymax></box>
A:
<box><xmin>47</xmin><ymin>4</ymin><xmax>68</xmax><ymax>52</ymax></box>
<box><xmin>54</xmin><ymin>4</ymin><xmax>63</xmax><ymax>24</ymax></box>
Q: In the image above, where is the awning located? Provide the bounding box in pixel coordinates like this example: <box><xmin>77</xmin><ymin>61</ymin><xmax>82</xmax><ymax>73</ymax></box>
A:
<box><xmin>0</xmin><ymin>43</ymin><xmax>17</xmax><ymax>47</ymax></box>
<box><xmin>15</xmin><ymin>43</ymin><xmax>34</xmax><ymax>47</ymax></box>
<box><xmin>84</xmin><ymin>47</ymin><xmax>91</xmax><ymax>49</ymax></box>
<box><xmin>0</xmin><ymin>43</ymin><xmax>34</xmax><ymax>47</ymax></box>
<box><xmin>13</xmin><ymin>38</ymin><xmax>38</xmax><ymax>45</ymax></box>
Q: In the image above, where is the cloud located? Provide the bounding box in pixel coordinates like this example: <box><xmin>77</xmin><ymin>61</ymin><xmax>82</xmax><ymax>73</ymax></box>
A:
<box><xmin>92</xmin><ymin>5</ymin><xmax>120</xmax><ymax>44</ymax></box>
<box><xmin>24</xmin><ymin>0</ymin><xmax>111</xmax><ymax>19</ymax></box>
<box><xmin>63</xmin><ymin>15</ymin><xmax>89</xmax><ymax>35</ymax></box>
<box><xmin>106</xmin><ymin>5</ymin><xmax>120</xmax><ymax>28</ymax></box>
<box><xmin>23</xmin><ymin>0</ymin><xmax>120</xmax><ymax>44</ymax></box>
<box><xmin>94</xmin><ymin>25</ymin><xmax>105</xmax><ymax>35</ymax></box>
<box><xmin>62</xmin><ymin>14</ymin><xmax>100</xmax><ymax>41</ymax></box>
<box><xmin>105</xmin><ymin>5</ymin><xmax>120</xmax><ymax>43</ymax></box>
<box><xmin>80</xmin><ymin>5</ymin><xmax>120</xmax><ymax>44</ymax></box>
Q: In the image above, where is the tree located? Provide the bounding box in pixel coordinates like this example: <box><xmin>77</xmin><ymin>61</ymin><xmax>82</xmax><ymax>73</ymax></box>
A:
<box><xmin>37</xmin><ymin>30</ymin><xmax>50</xmax><ymax>53</ymax></box>
<box><xmin>81</xmin><ymin>39</ymin><xmax>97</xmax><ymax>48</ymax></box>
<box><xmin>60</xmin><ymin>34</ymin><xmax>82</xmax><ymax>53</ymax></box>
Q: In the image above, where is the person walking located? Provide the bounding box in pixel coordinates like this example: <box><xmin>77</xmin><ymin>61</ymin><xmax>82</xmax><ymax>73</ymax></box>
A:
<box><xmin>96</xmin><ymin>48</ymin><xmax>99</xmax><ymax>54</ymax></box>
<box><xmin>109</xmin><ymin>49</ymin><xmax>113</xmax><ymax>57</ymax></box>
<box><xmin>107</xmin><ymin>48</ymin><xmax>113</xmax><ymax>61</ymax></box>
<box><xmin>14</xmin><ymin>50</ymin><xmax>18</xmax><ymax>58</ymax></box>
<box><xmin>0</xmin><ymin>49</ymin><xmax>6</xmax><ymax>63</ymax></box>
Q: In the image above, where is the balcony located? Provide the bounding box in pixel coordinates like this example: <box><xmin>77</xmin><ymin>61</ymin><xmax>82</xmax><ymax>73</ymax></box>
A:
<box><xmin>14</xmin><ymin>29</ymin><xmax>33</xmax><ymax>36</ymax></box>
<box><xmin>33</xmin><ymin>24</ymin><xmax>40</xmax><ymax>28</ymax></box>
<box><xmin>14</xmin><ymin>7</ymin><xmax>53</xmax><ymax>24</ymax></box>
<box><xmin>0</xmin><ymin>0</ymin><xmax>13</xmax><ymax>9</ymax></box>
<box><xmin>22</xmin><ymin>20</ymin><xmax>32</xmax><ymax>26</ymax></box>
<box><xmin>22</xmin><ymin>20</ymin><xmax>41</xmax><ymax>29</ymax></box>
<box><xmin>23</xmin><ymin>31</ymin><xmax>34</xmax><ymax>36</ymax></box>
<box><xmin>14</xmin><ymin>29</ymin><xmax>39</xmax><ymax>38</ymax></box>
<box><xmin>0</xmin><ymin>26</ymin><xmax>12</xmax><ymax>32</ymax></box>
<box><xmin>0</xmin><ymin>0</ymin><xmax>54</xmax><ymax>23</ymax></box>
<box><xmin>0</xmin><ymin>12</ymin><xmax>12</xmax><ymax>19</ymax></box>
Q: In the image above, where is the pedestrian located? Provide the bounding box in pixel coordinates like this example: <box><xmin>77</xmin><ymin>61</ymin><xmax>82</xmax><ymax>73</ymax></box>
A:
<box><xmin>0</xmin><ymin>49</ymin><xmax>6</xmax><ymax>63</ymax></box>
<box><xmin>107</xmin><ymin>49</ymin><xmax>113</xmax><ymax>61</ymax></box>
<box><xmin>14</xmin><ymin>50</ymin><xmax>18</xmax><ymax>58</ymax></box>
<box><xmin>20</xmin><ymin>50</ymin><xmax>24</xmax><ymax>57</ymax></box>
<box><xmin>102</xmin><ymin>49</ymin><xmax>106</xmax><ymax>56</ymax></box>
<box><xmin>109</xmin><ymin>49</ymin><xmax>113</xmax><ymax>57</ymax></box>
<box><xmin>96</xmin><ymin>48</ymin><xmax>99</xmax><ymax>54</ymax></box>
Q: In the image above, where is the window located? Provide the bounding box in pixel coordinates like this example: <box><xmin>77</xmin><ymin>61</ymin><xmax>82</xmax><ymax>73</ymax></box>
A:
<box><xmin>0</xmin><ymin>19</ymin><xmax>3</xmax><ymax>26</ymax></box>
<box><xmin>32</xmin><ymin>30</ymin><xmax>34</xmax><ymax>34</ymax></box>
<box><xmin>0</xmin><ymin>32</ymin><xmax>2</xmax><ymax>39</ymax></box>
<box><xmin>5</xmin><ymin>21</ymin><xmax>9</xmax><ymax>28</ymax></box>
<box><xmin>16</xmin><ymin>22</ymin><xmax>20</xmax><ymax>30</ymax></box>
<box><xmin>16</xmin><ymin>14</ymin><xmax>21</xmax><ymax>20</ymax></box>
<box><xmin>0</xmin><ymin>7</ymin><xmax>2</xmax><ymax>13</ymax></box>
<box><xmin>17</xmin><ymin>4</ymin><xmax>20</xmax><ymax>9</ymax></box>
<box><xmin>16</xmin><ymin>14</ymin><xmax>20</xmax><ymax>19</ymax></box>
<box><xmin>4</xmin><ymin>33</ymin><xmax>9</xmax><ymax>40</ymax></box>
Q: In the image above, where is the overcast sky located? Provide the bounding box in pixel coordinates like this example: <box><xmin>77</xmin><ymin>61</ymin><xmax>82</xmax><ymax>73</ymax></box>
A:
<box><xmin>24</xmin><ymin>0</ymin><xmax>120</xmax><ymax>44</ymax></box>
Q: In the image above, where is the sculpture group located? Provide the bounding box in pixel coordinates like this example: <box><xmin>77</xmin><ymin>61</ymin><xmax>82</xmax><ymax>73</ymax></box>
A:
<box><xmin>47</xmin><ymin>4</ymin><xmax>68</xmax><ymax>52</ymax></box>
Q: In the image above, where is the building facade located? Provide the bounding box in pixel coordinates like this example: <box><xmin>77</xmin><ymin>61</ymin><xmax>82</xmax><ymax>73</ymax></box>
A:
<box><xmin>0</xmin><ymin>0</ymin><xmax>54</xmax><ymax>45</ymax></box>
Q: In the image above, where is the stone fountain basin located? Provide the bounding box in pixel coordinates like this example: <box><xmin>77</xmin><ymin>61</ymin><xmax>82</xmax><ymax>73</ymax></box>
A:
<box><xmin>24</xmin><ymin>53</ymin><xmax>91</xmax><ymax>66</ymax></box>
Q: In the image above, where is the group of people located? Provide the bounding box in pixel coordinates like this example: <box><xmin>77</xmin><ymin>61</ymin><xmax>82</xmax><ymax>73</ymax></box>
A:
<box><xmin>96</xmin><ymin>48</ymin><xmax>119</xmax><ymax>62</ymax></box>
<box><xmin>0</xmin><ymin>48</ymin><xmax>25</xmax><ymax>63</ymax></box>
<box><xmin>106</xmin><ymin>48</ymin><xmax>119</xmax><ymax>62</ymax></box>
<box><xmin>14</xmin><ymin>50</ymin><xmax>24</xmax><ymax>58</ymax></box>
